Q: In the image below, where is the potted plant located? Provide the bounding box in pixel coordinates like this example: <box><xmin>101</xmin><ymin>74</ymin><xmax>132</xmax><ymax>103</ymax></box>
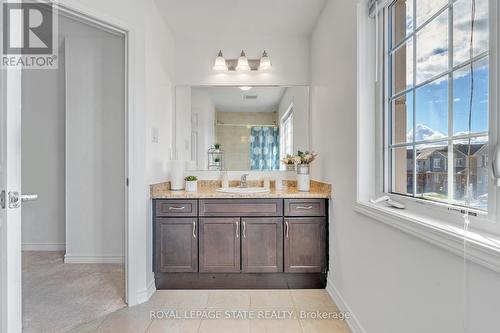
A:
<box><xmin>184</xmin><ymin>175</ymin><xmax>198</xmax><ymax>192</ymax></box>
<box><xmin>213</xmin><ymin>143</ymin><xmax>221</xmax><ymax>150</ymax></box>
<box><xmin>214</xmin><ymin>157</ymin><xmax>221</xmax><ymax>165</ymax></box>
<box><xmin>281</xmin><ymin>154</ymin><xmax>296</xmax><ymax>171</ymax></box>
<box><xmin>294</xmin><ymin>151</ymin><xmax>318</xmax><ymax>192</ymax></box>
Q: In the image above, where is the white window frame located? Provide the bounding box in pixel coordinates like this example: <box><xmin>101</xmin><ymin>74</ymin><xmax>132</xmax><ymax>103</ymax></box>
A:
<box><xmin>357</xmin><ymin>0</ymin><xmax>500</xmax><ymax>238</ymax></box>
<box><xmin>280</xmin><ymin>104</ymin><xmax>294</xmax><ymax>170</ymax></box>
<box><xmin>377</xmin><ymin>0</ymin><xmax>500</xmax><ymax>235</ymax></box>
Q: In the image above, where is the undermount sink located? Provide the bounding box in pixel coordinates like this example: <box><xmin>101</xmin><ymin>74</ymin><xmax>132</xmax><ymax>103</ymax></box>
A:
<box><xmin>216</xmin><ymin>187</ymin><xmax>270</xmax><ymax>194</ymax></box>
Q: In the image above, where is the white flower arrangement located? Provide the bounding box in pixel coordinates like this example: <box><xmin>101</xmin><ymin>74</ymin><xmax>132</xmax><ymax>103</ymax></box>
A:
<box><xmin>295</xmin><ymin>150</ymin><xmax>318</xmax><ymax>165</ymax></box>
<box><xmin>281</xmin><ymin>154</ymin><xmax>296</xmax><ymax>165</ymax></box>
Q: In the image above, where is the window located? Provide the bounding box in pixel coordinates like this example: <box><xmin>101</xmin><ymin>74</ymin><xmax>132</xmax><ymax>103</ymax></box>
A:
<box><xmin>433</xmin><ymin>158</ymin><xmax>442</xmax><ymax>169</ymax></box>
<box><xmin>386</xmin><ymin>0</ymin><xmax>490</xmax><ymax>211</ymax></box>
<box><xmin>280</xmin><ymin>105</ymin><xmax>294</xmax><ymax>169</ymax></box>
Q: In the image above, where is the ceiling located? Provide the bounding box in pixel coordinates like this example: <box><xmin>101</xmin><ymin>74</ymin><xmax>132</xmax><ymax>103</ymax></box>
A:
<box><xmin>154</xmin><ymin>0</ymin><xmax>326</xmax><ymax>38</ymax></box>
<box><xmin>199</xmin><ymin>86</ymin><xmax>286</xmax><ymax>113</ymax></box>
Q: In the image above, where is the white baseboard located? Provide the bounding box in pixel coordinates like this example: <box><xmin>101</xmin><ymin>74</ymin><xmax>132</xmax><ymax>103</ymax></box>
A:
<box><xmin>64</xmin><ymin>254</ymin><xmax>125</xmax><ymax>264</ymax></box>
<box><xmin>137</xmin><ymin>277</ymin><xmax>156</xmax><ymax>304</ymax></box>
<box><xmin>22</xmin><ymin>243</ymin><xmax>66</xmax><ymax>251</ymax></box>
<box><xmin>326</xmin><ymin>277</ymin><xmax>367</xmax><ymax>333</ymax></box>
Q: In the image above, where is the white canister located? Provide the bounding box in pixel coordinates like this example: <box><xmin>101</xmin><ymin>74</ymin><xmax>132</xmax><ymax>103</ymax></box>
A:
<box><xmin>185</xmin><ymin>181</ymin><xmax>198</xmax><ymax>192</ymax></box>
<box><xmin>170</xmin><ymin>160</ymin><xmax>185</xmax><ymax>190</ymax></box>
<box><xmin>296</xmin><ymin>164</ymin><xmax>310</xmax><ymax>192</ymax></box>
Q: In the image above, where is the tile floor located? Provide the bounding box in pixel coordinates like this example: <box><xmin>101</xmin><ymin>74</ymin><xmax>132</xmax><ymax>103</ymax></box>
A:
<box><xmin>69</xmin><ymin>289</ymin><xmax>352</xmax><ymax>333</ymax></box>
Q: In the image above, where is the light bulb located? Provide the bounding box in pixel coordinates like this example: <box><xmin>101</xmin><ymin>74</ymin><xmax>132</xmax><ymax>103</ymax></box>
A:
<box><xmin>236</xmin><ymin>50</ymin><xmax>251</xmax><ymax>72</ymax></box>
<box><xmin>212</xmin><ymin>50</ymin><xmax>228</xmax><ymax>71</ymax></box>
<box><xmin>258</xmin><ymin>50</ymin><xmax>272</xmax><ymax>71</ymax></box>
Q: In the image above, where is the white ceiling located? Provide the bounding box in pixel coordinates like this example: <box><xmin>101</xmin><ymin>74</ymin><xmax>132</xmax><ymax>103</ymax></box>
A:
<box><xmin>199</xmin><ymin>87</ymin><xmax>286</xmax><ymax>113</ymax></box>
<box><xmin>154</xmin><ymin>0</ymin><xmax>326</xmax><ymax>38</ymax></box>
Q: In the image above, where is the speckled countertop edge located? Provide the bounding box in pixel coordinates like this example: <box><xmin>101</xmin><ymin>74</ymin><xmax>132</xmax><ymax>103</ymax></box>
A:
<box><xmin>150</xmin><ymin>180</ymin><xmax>332</xmax><ymax>199</ymax></box>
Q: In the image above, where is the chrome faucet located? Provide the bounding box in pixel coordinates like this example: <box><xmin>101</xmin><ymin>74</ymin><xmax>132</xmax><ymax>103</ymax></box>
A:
<box><xmin>240</xmin><ymin>174</ymin><xmax>249</xmax><ymax>188</ymax></box>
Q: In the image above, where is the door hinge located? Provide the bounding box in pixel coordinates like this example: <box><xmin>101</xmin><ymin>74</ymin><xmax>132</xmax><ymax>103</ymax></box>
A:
<box><xmin>126</xmin><ymin>178</ymin><xmax>129</xmax><ymax>187</ymax></box>
<box><xmin>0</xmin><ymin>190</ymin><xmax>5</xmax><ymax>209</ymax></box>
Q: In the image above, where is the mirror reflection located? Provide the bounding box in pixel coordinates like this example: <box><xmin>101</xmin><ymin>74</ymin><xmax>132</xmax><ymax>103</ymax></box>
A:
<box><xmin>175</xmin><ymin>86</ymin><xmax>310</xmax><ymax>171</ymax></box>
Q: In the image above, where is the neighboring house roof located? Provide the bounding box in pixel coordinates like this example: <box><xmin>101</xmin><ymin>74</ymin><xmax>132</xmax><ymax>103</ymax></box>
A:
<box><xmin>412</xmin><ymin>144</ymin><xmax>485</xmax><ymax>161</ymax></box>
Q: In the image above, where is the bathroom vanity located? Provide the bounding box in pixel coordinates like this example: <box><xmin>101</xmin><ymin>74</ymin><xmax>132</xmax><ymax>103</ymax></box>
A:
<box><xmin>151</xmin><ymin>182</ymin><xmax>330</xmax><ymax>289</ymax></box>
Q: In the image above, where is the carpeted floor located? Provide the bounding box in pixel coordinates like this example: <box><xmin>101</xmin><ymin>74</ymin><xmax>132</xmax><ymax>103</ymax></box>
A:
<box><xmin>22</xmin><ymin>251</ymin><xmax>125</xmax><ymax>333</ymax></box>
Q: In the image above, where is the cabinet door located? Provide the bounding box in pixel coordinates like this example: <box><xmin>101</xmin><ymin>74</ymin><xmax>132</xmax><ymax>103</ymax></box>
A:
<box><xmin>156</xmin><ymin>218</ymin><xmax>198</xmax><ymax>272</ymax></box>
<box><xmin>241</xmin><ymin>218</ymin><xmax>283</xmax><ymax>273</ymax></box>
<box><xmin>199</xmin><ymin>218</ymin><xmax>241</xmax><ymax>272</ymax></box>
<box><xmin>284</xmin><ymin>218</ymin><xmax>326</xmax><ymax>273</ymax></box>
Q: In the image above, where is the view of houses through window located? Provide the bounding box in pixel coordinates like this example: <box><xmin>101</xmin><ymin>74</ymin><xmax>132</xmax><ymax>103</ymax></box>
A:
<box><xmin>387</xmin><ymin>0</ymin><xmax>489</xmax><ymax>210</ymax></box>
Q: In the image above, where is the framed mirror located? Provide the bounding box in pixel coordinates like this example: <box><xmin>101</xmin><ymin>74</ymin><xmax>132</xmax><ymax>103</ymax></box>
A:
<box><xmin>174</xmin><ymin>86</ymin><xmax>310</xmax><ymax>171</ymax></box>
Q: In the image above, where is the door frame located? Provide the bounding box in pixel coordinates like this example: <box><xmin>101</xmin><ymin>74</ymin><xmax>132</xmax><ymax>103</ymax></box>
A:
<box><xmin>53</xmin><ymin>2</ymin><xmax>133</xmax><ymax>305</ymax></box>
<box><xmin>1</xmin><ymin>2</ymin><xmax>134</xmax><ymax>331</ymax></box>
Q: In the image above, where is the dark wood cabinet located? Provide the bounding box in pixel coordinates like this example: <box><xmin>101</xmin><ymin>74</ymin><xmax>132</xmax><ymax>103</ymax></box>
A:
<box><xmin>199</xmin><ymin>218</ymin><xmax>241</xmax><ymax>273</ymax></box>
<box><xmin>284</xmin><ymin>217</ymin><xmax>326</xmax><ymax>273</ymax></box>
<box><xmin>156</xmin><ymin>218</ymin><xmax>198</xmax><ymax>272</ymax></box>
<box><xmin>241</xmin><ymin>218</ymin><xmax>283</xmax><ymax>273</ymax></box>
<box><xmin>153</xmin><ymin>198</ymin><xmax>329</xmax><ymax>288</ymax></box>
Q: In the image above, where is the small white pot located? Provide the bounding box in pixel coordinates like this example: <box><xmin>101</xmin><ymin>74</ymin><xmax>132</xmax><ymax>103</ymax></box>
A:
<box><xmin>185</xmin><ymin>180</ymin><xmax>198</xmax><ymax>192</ymax></box>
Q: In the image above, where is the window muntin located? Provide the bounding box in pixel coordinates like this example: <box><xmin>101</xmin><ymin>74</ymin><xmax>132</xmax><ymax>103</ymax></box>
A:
<box><xmin>387</xmin><ymin>0</ymin><xmax>490</xmax><ymax>211</ymax></box>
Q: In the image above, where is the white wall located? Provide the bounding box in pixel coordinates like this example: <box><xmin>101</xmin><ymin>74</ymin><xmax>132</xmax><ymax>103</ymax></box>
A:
<box><xmin>58</xmin><ymin>0</ymin><xmax>175</xmax><ymax>305</ymax></box>
<box><xmin>191</xmin><ymin>88</ymin><xmax>215</xmax><ymax>170</ymax></box>
<box><xmin>64</xmin><ymin>32</ymin><xmax>125</xmax><ymax>263</ymax></box>
<box><xmin>311</xmin><ymin>1</ymin><xmax>500</xmax><ymax>332</ymax></box>
<box><xmin>278</xmin><ymin>86</ymin><xmax>311</xmax><ymax>153</ymax></box>
<box><xmin>174</xmin><ymin>35</ymin><xmax>311</xmax><ymax>86</ymax></box>
<box><xmin>21</xmin><ymin>49</ymin><xmax>66</xmax><ymax>251</ymax></box>
<box><xmin>174</xmin><ymin>86</ymin><xmax>192</xmax><ymax>162</ymax></box>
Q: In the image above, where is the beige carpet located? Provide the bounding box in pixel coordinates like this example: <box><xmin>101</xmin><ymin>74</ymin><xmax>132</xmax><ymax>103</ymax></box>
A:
<box><xmin>22</xmin><ymin>251</ymin><xmax>125</xmax><ymax>333</ymax></box>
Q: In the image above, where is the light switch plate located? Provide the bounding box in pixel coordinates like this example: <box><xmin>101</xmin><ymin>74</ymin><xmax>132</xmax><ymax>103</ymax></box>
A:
<box><xmin>151</xmin><ymin>127</ymin><xmax>159</xmax><ymax>143</ymax></box>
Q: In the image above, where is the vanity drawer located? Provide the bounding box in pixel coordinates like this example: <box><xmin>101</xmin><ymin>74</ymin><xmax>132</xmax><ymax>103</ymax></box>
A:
<box><xmin>199</xmin><ymin>199</ymin><xmax>283</xmax><ymax>217</ymax></box>
<box><xmin>284</xmin><ymin>199</ymin><xmax>326</xmax><ymax>217</ymax></box>
<box><xmin>155</xmin><ymin>200</ymin><xmax>198</xmax><ymax>217</ymax></box>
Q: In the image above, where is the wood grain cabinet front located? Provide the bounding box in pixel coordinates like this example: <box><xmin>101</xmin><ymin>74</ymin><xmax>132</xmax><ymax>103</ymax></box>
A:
<box><xmin>156</xmin><ymin>218</ymin><xmax>198</xmax><ymax>273</ymax></box>
<box><xmin>199</xmin><ymin>218</ymin><xmax>241</xmax><ymax>273</ymax></box>
<box><xmin>241</xmin><ymin>218</ymin><xmax>283</xmax><ymax>273</ymax></box>
<box><xmin>284</xmin><ymin>217</ymin><xmax>327</xmax><ymax>273</ymax></box>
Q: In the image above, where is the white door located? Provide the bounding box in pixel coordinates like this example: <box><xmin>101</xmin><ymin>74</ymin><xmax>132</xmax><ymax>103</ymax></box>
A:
<box><xmin>0</xmin><ymin>67</ymin><xmax>23</xmax><ymax>333</ymax></box>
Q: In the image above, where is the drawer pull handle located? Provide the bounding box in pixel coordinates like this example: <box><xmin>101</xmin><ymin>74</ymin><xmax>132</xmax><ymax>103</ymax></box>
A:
<box><xmin>235</xmin><ymin>221</ymin><xmax>239</xmax><ymax>238</ymax></box>
<box><xmin>285</xmin><ymin>221</ymin><xmax>289</xmax><ymax>238</ymax></box>
<box><xmin>192</xmin><ymin>222</ymin><xmax>196</xmax><ymax>239</ymax></box>
<box><xmin>168</xmin><ymin>206</ymin><xmax>186</xmax><ymax>210</ymax></box>
<box><xmin>242</xmin><ymin>221</ymin><xmax>246</xmax><ymax>238</ymax></box>
<box><xmin>296</xmin><ymin>206</ymin><xmax>313</xmax><ymax>210</ymax></box>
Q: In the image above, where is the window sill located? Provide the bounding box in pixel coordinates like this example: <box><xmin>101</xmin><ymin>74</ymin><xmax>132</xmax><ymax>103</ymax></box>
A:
<box><xmin>354</xmin><ymin>201</ymin><xmax>500</xmax><ymax>274</ymax></box>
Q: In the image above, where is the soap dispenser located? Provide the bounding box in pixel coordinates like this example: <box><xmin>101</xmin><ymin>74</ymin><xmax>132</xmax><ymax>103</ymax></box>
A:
<box><xmin>222</xmin><ymin>170</ymin><xmax>229</xmax><ymax>188</ymax></box>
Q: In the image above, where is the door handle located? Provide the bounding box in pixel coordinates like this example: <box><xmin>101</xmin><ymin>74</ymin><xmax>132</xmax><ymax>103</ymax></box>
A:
<box><xmin>285</xmin><ymin>221</ymin><xmax>289</xmax><ymax>238</ymax></box>
<box><xmin>296</xmin><ymin>206</ymin><xmax>313</xmax><ymax>210</ymax></box>
<box><xmin>242</xmin><ymin>221</ymin><xmax>246</xmax><ymax>238</ymax></box>
<box><xmin>235</xmin><ymin>221</ymin><xmax>239</xmax><ymax>238</ymax></box>
<box><xmin>21</xmin><ymin>194</ymin><xmax>38</xmax><ymax>202</ymax></box>
<box><xmin>192</xmin><ymin>221</ymin><xmax>196</xmax><ymax>239</ymax></box>
<box><xmin>7</xmin><ymin>192</ymin><xmax>37</xmax><ymax>209</ymax></box>
<box><xmin>168</xmin><ymin>206</ymin><xmax>185</xmax><ymax>210</ymax></box>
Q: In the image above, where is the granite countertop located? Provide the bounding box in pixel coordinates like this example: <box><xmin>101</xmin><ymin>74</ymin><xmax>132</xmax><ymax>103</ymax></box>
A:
<box><xmin>150</xmin><ymin>180</ymin><xmax>332</xmax><ymax>199</ymax></box>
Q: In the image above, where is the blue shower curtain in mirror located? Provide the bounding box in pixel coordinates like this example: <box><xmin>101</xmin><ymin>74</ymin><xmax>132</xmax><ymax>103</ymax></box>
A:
<box><xmin>250</xmin><ymin>126</ymin><xmax>279</xmax><ymax>170</ymax></box>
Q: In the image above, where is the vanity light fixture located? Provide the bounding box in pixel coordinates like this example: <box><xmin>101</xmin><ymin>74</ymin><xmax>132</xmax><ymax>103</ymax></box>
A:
<box><xmin>212</xmin><ymin>50</ymin><xmax>272</xmax><ymax>72</ymax></box>
<box><xmin>236</xmin><ymin>50</ymin><xmax>251</xmax><ymax>72</ymax></box>
<box><xmin>212</xmin><ymin>50</ymin><xmax>229</xmax><ymax>71</ymax></box>
<box><xmin>258</xmin><ymin>50</ymin><xmax>272</xmax><ymax>71</ymax></box>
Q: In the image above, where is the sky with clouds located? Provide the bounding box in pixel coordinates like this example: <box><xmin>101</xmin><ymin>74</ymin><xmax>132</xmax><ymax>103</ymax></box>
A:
<box><xmin>392</xmin><ymin>0</ymin><xmax>489</xmax><ymax>144</ymax></box>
